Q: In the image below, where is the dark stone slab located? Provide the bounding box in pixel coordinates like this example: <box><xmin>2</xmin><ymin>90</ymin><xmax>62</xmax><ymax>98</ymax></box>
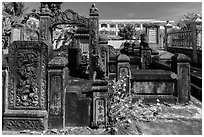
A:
<box><xmin>65</xmin><ymin>92</ymin><xmax>78</xmax><ymax>127</ymax></box>
<box><xmin>66</xmin><ymin>77</ymin><xmax>93</xmax><ymax>94</ymax></box>
<box><xmin>65</xmin><ymin>90</ymin><xmax>91</xmax><ymax>127</ymax></box>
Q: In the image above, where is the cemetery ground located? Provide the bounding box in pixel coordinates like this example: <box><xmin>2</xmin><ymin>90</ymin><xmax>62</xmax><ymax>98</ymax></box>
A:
<box><xmin>2</xmin><ymin>96</ymin><xmax>202</xmax><ymax>135</ymax></box>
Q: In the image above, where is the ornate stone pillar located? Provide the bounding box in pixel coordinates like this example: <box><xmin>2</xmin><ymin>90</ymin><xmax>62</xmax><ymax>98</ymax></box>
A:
<box><xmin>99</xmin><ymin>35</ymin><xmax>109</xmax><ymax>77</ymax></box>
<box><xmin>38</xmin><ymin>5</ymin><xmax>53</xmax><ymax>42</ymax></box>
<box><xmin>171</xmin><ymin>54</ymin><xmax>191</xmax><ymax>103</ymax></box>
<box><xmin>89</xmin><ymin>4</ymin><xmax>99</xmax><ymax>79</ymax></box>
<box><xmin>117</xmin><ymin>54</ymin><xmax>131</xmax><ymax>94</ymax></box>
<box><xmin>48</xmin><ymin>56</ymin><xmax>69</xmax><ymax>129</ymax></box>
<box><xmin>91</xmin><ymin>80</ymin><xmax>108</xmax><ymax>128</ymax></box>
<box><xmin>190</xmin><ymin>22</ymin><xmax>198</xmax><ymax>65</ymax></box>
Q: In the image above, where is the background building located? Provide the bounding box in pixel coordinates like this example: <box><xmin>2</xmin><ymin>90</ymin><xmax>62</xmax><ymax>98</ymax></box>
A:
<box><xmin>99</xmin><ymin>19</ymin><xmax>174</xmax><ymax>50</ymax></box>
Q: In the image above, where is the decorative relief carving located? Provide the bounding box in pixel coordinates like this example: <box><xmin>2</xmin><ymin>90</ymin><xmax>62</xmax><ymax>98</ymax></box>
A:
<box><xmin>39</xmin><ymin>19</ymin><xmax>47</xmax><ymax>41</ymax></box>
<box><xmin>49</xmin><ymin>9</ymin><xmax>89</xmax><ymax>28</ymax></box>
<box><xmin>16</xmin><ymin>51</ymin><xmax>40</xmax><ymax>107</ymax></box>
<box><xmin>3</xmin><ymin>119</ymin><xmax>44</xmax><ymax>131</ymax></box>
<box><xmin>90</xmin><ymin>4</ymin><xmax>99</xmax><ymax>15</ymax></box>
<box><xmin>101</xmin><ymin>50</ymin><xmax>107</xmax><ymax>73</ymax></box>
<box><xmin>89</xmin><ymin>20</ymin><xmax>98</xmax><ymax>56</ymax></box>
<box><xmin>8</xmin><ymin>41</ymin><xmax>48</xmax><ymax>110</ymax></box>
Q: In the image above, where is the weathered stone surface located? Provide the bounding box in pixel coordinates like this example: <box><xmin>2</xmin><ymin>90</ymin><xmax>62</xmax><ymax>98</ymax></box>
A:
<box><xmin>117</xmin><ymin>54</ymin><xmax>130</xmax><ymax>62</ymax></box>
<box><xmin>131</xmin><ymin>70</ymin><xmax>177</xmax><ymax>81</ymax></box>
<box><xmin>92</xmin><ymin>79</ymin><xmax>108</xmax><ymax>128</ymax></box>
<box><xmin>132</xmin><ymin>81</ymin><xmax>174</xmax><ymax>95</ymax></box>
<box><xmin>3</xmin><ymin>110</ymin><xmax>48</xmax><ymax>131</ymax></box>
<box><xmin>3</xmin><ymin>118</ymin><xmax>46</xmax><ymax>131</ymax></box>
<box><xmin>65</xmin><ymin>90</ymin><xmax>91</xmax><ymax>127</ymax></box>
<box><xmin>66</xmin><ymin>77</ymin><xmax>93</xmax><ymax>94</ymax></box>
<box><xmin>48</xmin><ymin>56</ymin><xmax>68</xmax><ymax>68</ymax></box>
<box><xmin>48</xmin><ymin>56</ymin><xmax>69</xmax><ymax>129</ymax></box>
<box><xmin>8</xmin><ymin>41</ymin><xmax>51</xmax><ymax>109</ymax></box>
<box><xmin>3</xmin><ymin>41</ymin><xmax>51</xmax><ymax>131</ymax></box>
<box><xmin>132</xmin><ymin>95</ymin><xmax>178</xmax><ymax>104</ymax></box>
<box><xmin>171</xmin><ymin>53</ymin><xmax>191</xmax><ymax>103</ymax></box>
<box><xmin>171</xmin><ymin>53</ymin><xmax>191</xmax><ymax>63</ymax></box>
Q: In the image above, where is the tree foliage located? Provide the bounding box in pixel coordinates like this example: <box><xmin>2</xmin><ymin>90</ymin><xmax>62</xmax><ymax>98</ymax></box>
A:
<box><xmin>118</xmin><ymin>24</ymin><xmax>136</xmax><ymax>40</ymax></box>
<box><xmin>3</xmin><ymin>2</ymin><xmax>28</xmax><ymax>17</ymax></box>
<box><xmin>107</xmin><ymin>75</ymin><xmax>162</xmax><ymax>135</ymax></box>
<box><xmin>176</xmin><ymin>12</ymin><xmax>202</xmax><ymax>28</ymax></box>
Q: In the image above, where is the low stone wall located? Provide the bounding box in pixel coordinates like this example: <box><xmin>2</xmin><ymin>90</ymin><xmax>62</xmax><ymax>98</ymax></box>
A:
<box><xmin>131</xmin><ymin>70</ymin><xmax>177</xmax><ymax>104</ymax></box>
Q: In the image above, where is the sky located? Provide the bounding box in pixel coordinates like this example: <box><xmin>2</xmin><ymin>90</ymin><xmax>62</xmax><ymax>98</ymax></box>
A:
<box><xmin>23</xmin><ymin>1</ymin><xmax>202</xmax><ymax>21</ymax></box>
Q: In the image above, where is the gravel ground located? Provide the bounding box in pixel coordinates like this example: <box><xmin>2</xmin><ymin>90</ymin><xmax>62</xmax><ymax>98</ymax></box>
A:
<box><xmin>2</xmin><ymin>100</ymin><xmax>202</xmax><ymax>135</ymax></box>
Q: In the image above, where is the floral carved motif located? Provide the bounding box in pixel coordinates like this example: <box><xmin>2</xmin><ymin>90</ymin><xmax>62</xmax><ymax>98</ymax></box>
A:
<box><xmin>8</xmin><ymin>41</ymin><xmax>48</xmax><ymax>110</ymax></box>
<box><xmin>16</xmin><ymin>51</ymin><xmax>40</xmax><ymax>107</ymax></box>
<box><xmin>3</xmin><ymin>119</ymin><xmax>44</xmax><ymax>131</ymax></box>
<box><xmin>49</xmin><ymin>9</ymin><xmax>89</xmax><ymax>28</ymax></box>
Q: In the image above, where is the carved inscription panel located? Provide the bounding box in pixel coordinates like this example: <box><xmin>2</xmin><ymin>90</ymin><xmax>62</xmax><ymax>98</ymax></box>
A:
<box><xmin>95</xmin><ymin>98</ymin><xmax>106</xmax><ymax>126</ymax></box>
<box><xmin>49</xmin><ymin>75</ymin><xmax>62</xmax><ymax>116</ymax></box>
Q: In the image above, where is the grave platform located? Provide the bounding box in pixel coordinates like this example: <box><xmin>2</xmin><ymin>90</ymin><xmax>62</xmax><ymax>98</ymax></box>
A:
<box><xmin>2</xmin><ymin>96</ymin><xmax>202</xmax><ymax>135</ymax></box>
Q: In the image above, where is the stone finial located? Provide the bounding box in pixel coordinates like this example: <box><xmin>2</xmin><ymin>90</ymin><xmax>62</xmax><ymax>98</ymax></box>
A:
<box><xmin>117</xmin><ymin>54</ymin><xmax>130</xmax><ymax>62</ymax></box>
<box><xmin>90</xmin><ymin>4</ymin><xmax>98</xmax><ymax>15</ymax></box>
<box><xmin>171</xmin><ymin>53</ymin><xmax>190</xmax><ymax>63</ymax></box>
<box><xmin>41</xmin><ymin>4</ymin><xmax>52</xmax><ymax>14</ymax></box>
<box><xmin>48</xmin><ymin>56</ymin><xmax>68</xmax><ymax>68</ymax></box>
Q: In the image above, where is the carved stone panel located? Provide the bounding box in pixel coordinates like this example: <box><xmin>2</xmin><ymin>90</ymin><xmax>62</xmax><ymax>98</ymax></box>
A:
<box><xmin>95</xmin><ymin>98</ymin><xmax>106</xmax><ymax>126</ymax></box>
<box><xmin>3</xmin><ymin>118</ymin><xmax>45</xmax><ymax>131</ymax></box>
<box><xmin>49</xmin><ymin>9</ymin><xmax>89</xmax><ymax>28</ymax></box>
<box><xmin>49</xmin><ymin>75</ymin><xmax>62</xmax><ymax>116</ymax></box>
<box><xmin>65</xmin><ymin>92</ymin><xmax>78</xmax><ymax>127</ymax></box>
<box><xmin>178</xmin><ymin>64</ymin><xmax>190</xmax><ymax>103</ymax></box>
<box><xmin>8</xmin><ymin>41</ymin><xmax>48</xmax><ymax>110</ymax></box>
<box><xmin>101</xmin><ymin>50</ymin><xmax>107</xmax><ymax>75</ymax></box>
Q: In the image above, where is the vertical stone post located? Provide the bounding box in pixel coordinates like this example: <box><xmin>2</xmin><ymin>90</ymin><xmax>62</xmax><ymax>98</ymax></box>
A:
<box><xmin>164</xmin><ymin>26</ymin><xmax>168</xmax><ymax>51</ymax></box>
<box><xmin>38</xmin><ymin>8</ymin><xmax>53</xmax><ymax>42</ymax></box>
<box><xmin>117</xmin><ymin>54</ymin><xmax>131</xmax><ymax>93</ymax></box>
<box><xmin>48</xmin><ymin>56</ymin><xmax>69</xmax><ymax>129</ymax></box>
<box><xmin>190</xmin><ymin>22</ymin><xmax>198</xmax><ymax>65</ymax></box>
<box><xmin>10</xmin><ymin>23</ymin><xmax>24</xmax><ymax>43</ymax></box>
<box><xmin>2</xmin><ymin>55</ymin><xmax>8</xmax><ymax>114</ymax></box>
<box><xmin>91</xmin><ymin>80</ymin><xmax>108</xmax><ymax>128</ymax></box>
<box><xmin>171</xmin><ymin>54</ymin><xmax>191</xmax><ymax>103</ymax></box>
<box><xmin>89</xmin><ymin>4</ymin><xmax>99</xmax><ymax>79</ymax></box>
<box><xmin>99</xmin><ymin>35</ymin><xmax>109</xmax><ymax>77</ymax></box>
<box><xmin>164</xmin><ymin>21</ymin><xmax>173</xmax><ymax>51</ymax></box>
